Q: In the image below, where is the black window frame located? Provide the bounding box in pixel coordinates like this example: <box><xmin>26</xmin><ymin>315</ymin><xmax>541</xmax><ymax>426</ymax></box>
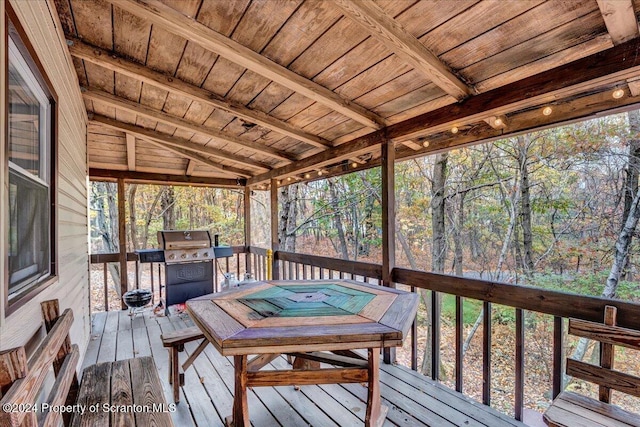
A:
<box><xmin>4</xmin><ymin>3</ymin><xmax>58</xmax><ymax>316</ymax></box>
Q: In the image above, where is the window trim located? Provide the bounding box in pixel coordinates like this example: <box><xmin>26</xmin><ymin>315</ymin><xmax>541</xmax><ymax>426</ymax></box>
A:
<box><xmin>4</xmin><ymin>3</ymin><xmax>58</xmax><ymax>317</ymax></box>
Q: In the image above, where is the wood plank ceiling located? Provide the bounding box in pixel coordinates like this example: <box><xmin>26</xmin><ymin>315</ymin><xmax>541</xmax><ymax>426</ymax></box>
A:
<box><xmin>53</xmin><ymin>0</ymin><xmax>640</xmax><ymax>187</ymax></box>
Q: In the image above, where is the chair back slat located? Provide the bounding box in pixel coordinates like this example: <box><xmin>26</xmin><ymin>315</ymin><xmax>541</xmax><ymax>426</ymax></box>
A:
<box><xmin>566</xmin><ymin>358</ymin><xmax>640</xmax><ymax>398</ymax></box>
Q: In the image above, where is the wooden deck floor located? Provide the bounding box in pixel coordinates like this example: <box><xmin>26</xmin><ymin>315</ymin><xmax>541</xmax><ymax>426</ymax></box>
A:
<box><xmin>84</xmin><ymin>309</ymin><xmax>528</xmax><ymax>427</ymax></box>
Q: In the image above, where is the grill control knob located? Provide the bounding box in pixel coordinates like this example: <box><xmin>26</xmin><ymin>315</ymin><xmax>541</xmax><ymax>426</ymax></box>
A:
<box><xmin>181</xmin><ymin>253</ymin><xmax>187</xmax><ymax>259</ymax></box>
<box><xmin>168</xmin><ymin>254</ymin><xmax>175</xmax><ymax>260</ymax></box>
<box><xmin>193</xmin><ymin>252</ymin><xmax>199</xmax><ymax>258</ymax></box>
<box><xmin>203</xmin><ymin>252</ymin><xmax>209</xmax><ymax>258</ymax></box>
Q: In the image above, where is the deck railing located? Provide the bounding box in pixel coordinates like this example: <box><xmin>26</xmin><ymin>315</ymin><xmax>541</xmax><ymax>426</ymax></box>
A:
<box><xmin>89</xmin><ymin>246</ymin><xmax>640</xmax><ymax>422</ymax></box>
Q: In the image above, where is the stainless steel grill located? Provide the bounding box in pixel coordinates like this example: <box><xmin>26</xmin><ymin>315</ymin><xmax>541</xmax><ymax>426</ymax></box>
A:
<box><xmin>158</xmin><ymin>230</ymin><xmax>214</xmax><ymax>264</ymax></box>
<box><xmin>139</xmin><ymin>230</ymin><xmax>216</xmax><ymax>310</ymax></box>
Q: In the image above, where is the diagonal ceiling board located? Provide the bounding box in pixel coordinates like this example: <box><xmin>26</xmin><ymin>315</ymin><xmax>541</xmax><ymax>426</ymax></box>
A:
<box><xmin>90</xmin><ymin>115</ymin><xmax>258</xmax><ymax>178</ymax></box>
<box><xmin>185</xmin><ymin>160</ymin><xmax>196</xmax><ymax>176</ymax></box>
<box><xmin>125</xmin><ymin>133</ymin><xmax>136</xmax><ymax>171</ymax></box>
<box><xmin>334</xmin><ymin>0</ymin><xmax>471</xmax><ymax>101</ymax></box>
<box><xmin>67</xmin><ymin>38</ymin><xmax>332</xmax><ymax>150</ymax></box>
<box><xmin>83</xmin><ymin>88</ymin><xmax>296</xmax><ymax>163</ymax></box>
<box><xmin>596</xmin><ymin>0</ymin><xmax>639</xmax><ymax>45</ymax></box>
<box><xmin>105</xmin><ymin>0</ymin><xmax>386</xmax><ymax>130</ymax></box>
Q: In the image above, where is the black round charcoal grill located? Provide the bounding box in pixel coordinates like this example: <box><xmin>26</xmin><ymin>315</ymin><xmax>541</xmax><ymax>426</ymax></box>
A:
<box><xmin>123</xmin><ymin>289</ymin><xmax>153</xmax><ymax>310</ymax></box>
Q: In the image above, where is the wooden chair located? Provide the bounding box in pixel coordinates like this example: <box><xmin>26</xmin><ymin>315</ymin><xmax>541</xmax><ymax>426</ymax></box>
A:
<box><xmin>544</xmin><ymin>305</ymin><xmax>640</xmax><ymax>427</ymax></box>
<box><xmin>0</xmin><ymin>300</ymin><xmax>173</xmax><ymax>427</ymax></box>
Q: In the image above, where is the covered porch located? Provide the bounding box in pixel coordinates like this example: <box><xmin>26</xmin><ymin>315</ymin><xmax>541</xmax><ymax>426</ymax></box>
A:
<box><xmin>3</xmin><ymin>1</ymin><xmax>640</xmax><ymax>426</ymax></box>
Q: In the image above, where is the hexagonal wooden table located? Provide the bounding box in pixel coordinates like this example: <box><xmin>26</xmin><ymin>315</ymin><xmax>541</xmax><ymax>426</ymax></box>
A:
<box><xmin>186</xmin><ymin>280</ymin><xmax>419</xmax><ymax>427</ymax></box>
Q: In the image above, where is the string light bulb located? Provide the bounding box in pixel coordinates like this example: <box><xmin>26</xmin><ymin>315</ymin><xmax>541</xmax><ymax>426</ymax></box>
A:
<box><xmin>451</xmin><ymin>126</ymin><xmax>459</xmax><ymax>134</ymax></box>
<box><xmin>422</xmin><ymin>140</ymin><xmax>430</xmax><ymax>148</ymax></box>
<box><xmin>542</xmin><ymin>106</ymin><xmax>553</xmax><ymax>116</ymax></box>
<box><xmin>304</xmin><ymin>173</ymin><xmax>311</xmax><ymax>179</ymax></box>
<box><xmin>318</xmin><ymin>170</ymin><xmax>323</xmax><ymax>176</ymax></box>
<box><xmin>494</xmin><ymin>117</ymin><xmax>504</xmax><ymax>127</ymax></box>
<box><xmin>286</xmin><ymin>176</ymin><xmax>292</xmax><ymax>182</ymax></box>
<box><xmin>612</xmin><ymin>88</ymin><xmax>625</xmax><ymax>99</ymax></box>
<box><xmin>351</xmin><ymin>162</ymin><xmax>358</xmax><ymax>168</ymax></box>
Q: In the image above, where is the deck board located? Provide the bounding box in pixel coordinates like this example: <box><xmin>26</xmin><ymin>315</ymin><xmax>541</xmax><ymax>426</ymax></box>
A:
<box><xmin>84</xmin><ymin>309</ymin><xmax>529</xmax><ymax>427</ymax></box>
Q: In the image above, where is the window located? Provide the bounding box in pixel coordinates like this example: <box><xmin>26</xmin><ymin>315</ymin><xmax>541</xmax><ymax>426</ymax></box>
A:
<box><xmin>5</xmin><ymin>9</ymin><xmax>57</xmax><ymax>311</ymax></box>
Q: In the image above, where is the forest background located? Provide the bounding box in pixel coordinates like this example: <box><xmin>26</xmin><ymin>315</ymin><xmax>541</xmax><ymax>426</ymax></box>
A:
<box><xmin>90</xmin><ymin>109</ymin><xmax>640</xmax><ymax>417</ymax></box>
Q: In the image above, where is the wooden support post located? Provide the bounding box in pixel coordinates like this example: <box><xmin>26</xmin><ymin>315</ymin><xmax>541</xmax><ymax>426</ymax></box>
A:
<box><xmin>117</xmin><ymin>178</ymin><xmax>128</xmax><ymax>309</ymax></box>
<box><xmin>381</xmin><ymin>140</ymin><xmax>396</xmax><ymax>364</ymax></box>
<box><xmin>227</xmin><ymin>355</ymin><xmax>250</xmax><ymax>427</ymax></box>
<box><xmin>270</xmin><ymin>179</ymin><xmax>279</xmax><ymax>279</ymax></box>
<box><xmin>244</xmin><ymin>186</ymin><xmax>252</xmax><ymax>277</ymax></box>
<box><xmin>365</xmin><ymin>348</ymin><xmax>387</xmax><ymax>427</ymax></box>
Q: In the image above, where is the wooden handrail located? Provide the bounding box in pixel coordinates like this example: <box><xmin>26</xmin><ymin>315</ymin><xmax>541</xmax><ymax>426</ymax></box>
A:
<box><xmin>392</xmin><ymin>267</ymin><xmax>640</xmax><ymax>329</ymax></box>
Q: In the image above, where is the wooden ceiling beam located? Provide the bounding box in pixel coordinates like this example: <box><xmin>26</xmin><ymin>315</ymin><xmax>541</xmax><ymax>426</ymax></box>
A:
<box><xmin>334</xmin><ymin>0</ymin><xmax>471</xmax><ymax>101</ymax></box>
<box><xmin>104</xmin><ymin>0</ymin><xmax>386</xmax><ymax>130</ymax></box>
<box><xmin>83</xmin><ymin>89</ymin><xmax>296</xmax><ymax>163</ymax></box>
<box><xmin>248</xmin><ymin>132</ymin><xmax>385</xmax><ymax>186</ymax></box>
<box><xmin>67</xmin><ymin>38</ymin><xmax>332</xmax><ymax>150</ymax></box>
<box><xmin>125</xmin><ymin>133</ymin><xmax>136</xmax><ymax>171</ymax></box>
<box><xmin>90</xmin><ymin>115</ymin><xmax>257</xmax><ymax>178</ymax></box>
<box><xmin>249</xmin><ymin>37</ymin><xmax>640</xmax><ymax>185</ymax></box>
<box><xmin>596</xmin><ymin>0</ymin><xmax>639</xmax><ymax>45</ymax></box>
<box><xmin>90</xmin><ymin>168</ymin><xmax>244</xmax><ymax>187</ymax></box>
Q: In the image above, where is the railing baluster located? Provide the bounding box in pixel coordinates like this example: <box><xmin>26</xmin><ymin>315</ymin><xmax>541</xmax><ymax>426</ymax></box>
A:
<box><xmin>455</xmin><ymin>295</ymin><xmax>463</xmax><ymax>392</ymax></box>
<box><xmin>150</xmin><ymin>263</ymin><xmax>155</xmax><ymax>304</ymax></box>
<box><xmin>553</xmin><ymin>316</ymin><xmax>564</xmax><ymax>399</ymax></box>
<box><xmin>103</xmin><ymin>262</ymin><xmax>108</xmax><ymax>312</ymax></box>
<box><xmin>236</xmin><ymin>253</ymin><xmax>241</xmax><ymax>277</ymax></box>
<box><xmin>412</xmin><ymin>286</ymin><xmax>418</xmax><ymax>371</ymax></box>
<box><xmin>483</xmin><ymin>301</ymin><xmax>492</xmax><ymax>405</ymax></box>
<box><xmin>158</xmin><ymin>264</ymin><xmax>163</xmax><ymax>300</ymax></box>
<box><xmin>515</xmin><ymin>308</ymin><xmax>524</xmax><ymax>421</ymax></box>
<box><xmin>432</xmin><ymin>291</ymin><xmax>441</xmax><ymax>381</ymax></box>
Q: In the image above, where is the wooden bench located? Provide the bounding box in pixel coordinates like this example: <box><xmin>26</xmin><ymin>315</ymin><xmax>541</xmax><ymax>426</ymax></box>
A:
<box><xmin>0</xmin><ymin>300</ymin><xmax>173</xmax><ymax>427</ymax></box>
<box><xmin>544</xmin><ymin>305</ymin><xmax>640</xmax><ymax>427</ymax></box>
<box><xmin>161</xmin><ymin>326</ymin><xmax>206</xmax><ymax>403</ymax></box>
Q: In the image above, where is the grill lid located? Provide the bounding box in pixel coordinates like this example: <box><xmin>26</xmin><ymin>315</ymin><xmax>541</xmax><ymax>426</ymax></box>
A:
<box><xmin>157</xmin><ymin>230</ymin><xmax>212</xmax><ymax>250</ymax></box>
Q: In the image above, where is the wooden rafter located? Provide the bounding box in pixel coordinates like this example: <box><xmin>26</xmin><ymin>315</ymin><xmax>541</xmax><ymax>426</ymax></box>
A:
<box><xmin>67</xmin><ymin>38</ymin><xmax>332</xmax><ymax>150</ymax></box>
<box><xmin>249</xmin><ymin>37</ymin><xmax>640</xmax><ymax>185</ymax></box>
<box><xmin>83</xmin><ymin>89</ymin><xmax>296</xmax><ymax>163</ymax></box>
<box><xmin>125</xmin><ymin>133</ymin><xmax>136</xmax><ymax>171</ymax></box>
<box><xmin>104</xmin><ymin>0</ymin><xmax>386</xmax><ymax>129</ymax></box>
<box><xmin>334</xmin><ymin>0</ymin><xmax>470</xmax><ymax>101</ymax></box>
<box><xmin>90</xmin><ymin>115</ymin><xmax>257</xmax><ymax>178</ymax></box>
<box><xmin>596</xmin><ymin>0</ymin><xmax>639</xmax><ymax>45</ymax></box>
<box><xmin>89</xmin><ymin>168</ymin><xmax>244</xmax><ymax>187</ymax></box>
